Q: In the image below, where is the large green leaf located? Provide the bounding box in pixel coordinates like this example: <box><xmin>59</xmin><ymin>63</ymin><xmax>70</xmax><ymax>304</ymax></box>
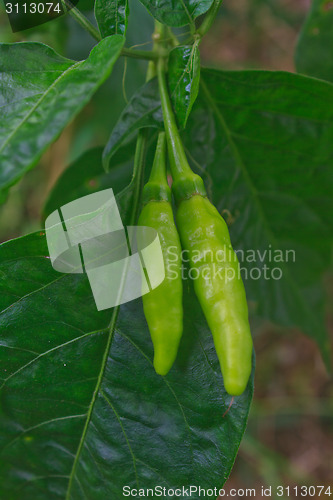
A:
<box><xmin>0</xmin><ymin>227</ymin><xmax>254</xmax><ymax>498</ymax></box>
<box><xmin>184</xmin><ymin>69</ymin><xmax>333</xmax><ymax>368</ymax></box>
<box><xmin>168</xmin><ymin>43</ymin><xmax>201</xmax><ymax>129</ymax></box>
<box><xmin>295</xmin><ymin>0</ymin><xmax>333</xmax><ymax>83</ymax></box>
<box><xmin>95</xmin><ymin>0</ymin><xmax>129</xmax><ymax>37</ymax></box>
<box><xmin>102</xmin><ymin>67</ymin><xmax>333</xmax><ymax>366</ymax></box>
<box><xmin>138</xmin><ymin>0</ymin><xmax>214</xmax><ymax>27</ymax></box>
<box><xmin>42</xmin><ymin>145</ymin><xmax>134</xmax><ymax>221</ymax></box>
<box><xmin>0</xmin><ymin>35</ymin><xmax>125</xmax><ymax>193</ymax></box>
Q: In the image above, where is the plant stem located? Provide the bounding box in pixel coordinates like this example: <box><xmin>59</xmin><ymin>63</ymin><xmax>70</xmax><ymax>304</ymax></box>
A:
<box><xmin>148</xmin><ymin>132</ymin><xmax>168</xmax><ymax>186</ymax></box>
<box><xmin>166</xmin><ymin>26</ymin><xmax>179</xmax><ymax>47</ymax></box>
<box><xmin>156</xmin><ymin>57</ymin><xmax>193</xmax><ymax>182</ymax></box>
<box><xmin>61</xmin><ymin>0</ymin><xmax>101</xmax><ymax>41</ymax></box>
<box><xmin>196</xmin><ymin>0</ymin><xmax>223</xmax><ymax>38</ymax></box>
<box><xmin>130</xmin><ymin>130</ymin><xmax>149</xmax><ymax>225</ymax></box>
<box><xmin>121</xmin><ymin>47</ymin><xmax>158</xmax><ymax>60</ymax></box>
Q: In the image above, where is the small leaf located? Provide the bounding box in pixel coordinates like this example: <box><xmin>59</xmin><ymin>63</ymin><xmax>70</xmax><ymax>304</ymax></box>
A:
<box><xmin>138</xmin><ymin>0</ymin><xmax>214</xmax><ymax>27</ymax></box>
<box><xmin>95</xmin><ymin>0</ymin><xmax>129</xmax><ymax>37</ymax></box>
<box><xmin>103</xmin><ymin>78</ymin><xmax>163</xmax><ymax>170</ymax></box>
<box><xmin>169</xmin><ymin>43</ymin><xmax>201</xmax><ymax>129</ymax></box>
<box><xmin>295</xmin><ymin>0</ymin><xmax>333</xmax><ymax>83</ymax></box>
<box><xmin>0</xmin><ymin>35</ymin><xmax>125</xmax><ymax>192</ymax></box>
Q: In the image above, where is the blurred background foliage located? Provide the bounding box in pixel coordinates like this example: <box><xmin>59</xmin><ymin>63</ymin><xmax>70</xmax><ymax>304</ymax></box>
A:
<box><xmin>0</xmin><ymin>0</ymin><xmax>332</xmax><ymax>497</ymax></box>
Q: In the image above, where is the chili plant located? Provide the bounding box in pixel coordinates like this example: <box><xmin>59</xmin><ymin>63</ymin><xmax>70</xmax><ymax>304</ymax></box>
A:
<box><xmin>0</xmin><ymin>0</ymin><xmax>332</xmax><ymax>498</ymax></box>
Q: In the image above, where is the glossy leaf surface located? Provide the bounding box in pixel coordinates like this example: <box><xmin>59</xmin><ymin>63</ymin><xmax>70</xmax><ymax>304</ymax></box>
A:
<box><xmin>95</xmin><ymin>0</ymin><xmax>128</xmax><ymax>37</ymax></box>
<box><xmin>0</xmin><ymin>228</ymin><xmax>254</xmax><ymax>498</ymax></box>
<box><xmin>168</xmin><ymin>43</ymin><xmax>201</xmax><ymax>129</ymax></box>
<box><xmin>137</xmin><ymin>0</ymin><xmax>214</xmax><ymax>27</ymax></box>
<box><xmin>0</xmin><ymin>35</ymin><xmax>124</xmax><ymax>193</ymax></box>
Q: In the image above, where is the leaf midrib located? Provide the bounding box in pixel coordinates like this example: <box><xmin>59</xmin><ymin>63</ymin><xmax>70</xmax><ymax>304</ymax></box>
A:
<box><xmin>0</xmin><ymin>61</ymin><xmax>79</xmax><ymax>158</ymax></box>
<box><xmin>65</xmin><ymin>306</ymin><xmax>119</xmax><ymax>499</ymax></box>
<box><xmin>171</xmin><ymin>44</ymin><xmax>197</xmax><ymax>98</ymax></box>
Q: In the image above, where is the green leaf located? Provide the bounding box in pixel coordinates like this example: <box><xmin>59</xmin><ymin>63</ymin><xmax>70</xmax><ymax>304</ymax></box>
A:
<box><xmin>295</xmin><ymin>0</ymin><xmax>333</xmax><ymax>83</ymax></box>
<box><xmin>0</xmin><ymin>35</ymin><xmax>125</xmax><ymax>193</ymax></box>
<box><xmin>182</xmin><ymin>68</ymin><xmax>333</xmax><ymax>368</ymax></box>
<box><xmin>42</xmin><ymin>145</ymin><xmax>135</xmax><ymax>221</ymax></box>
<box><xmin>0</xmin><ymin>231</ymin><xmax>254</xmax><ymax>498</ymax></box>
<box><xmin>138</xmin><ymin>0</ymin><xmax>214</xmax><ymax>27</ymax></box>
<box><xmin>95</xmin><ymin>0</ymin><xmax>129</xmax><ymax>37</ymax></box>
<box><xmin>168</xmin><ymin>43</ymin><xmax>201</xmax><ymax>129</ymax></box>
<box><xmin>103</xmin><ymin>78</ymin><xmax>163</xmax><ymax>170</ymax></box>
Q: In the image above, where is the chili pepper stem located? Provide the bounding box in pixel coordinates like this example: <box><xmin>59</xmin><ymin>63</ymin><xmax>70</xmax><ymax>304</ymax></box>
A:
<box><xmin>156</xmin><ymin>57</ymin><xmax>193</xmax><ymax>182</ymax></box>
<box><xmin>130</xmin><ymin>130</ymin><xmax>148</xmax><ymax>221</ymax></box>
<box><xmin>148</xmin><ymin>132</ymin><xmax>168</xmax><ymax>186</ymax></box>
<box><xmin>142</xmin><ymin>132</ymin><xmax>171</xmax><ymax>205</ymax></box>
<box><xmin>156</xmin><ymin>53</ymin><xmax>207</xmax><ymax>202</ymax></box>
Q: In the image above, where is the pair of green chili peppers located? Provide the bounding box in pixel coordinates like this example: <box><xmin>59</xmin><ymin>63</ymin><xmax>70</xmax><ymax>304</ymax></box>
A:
<box><xmin>138</xmin><ymin>60</ymin><xmax>253</xmax><ymax>396</ymax></box>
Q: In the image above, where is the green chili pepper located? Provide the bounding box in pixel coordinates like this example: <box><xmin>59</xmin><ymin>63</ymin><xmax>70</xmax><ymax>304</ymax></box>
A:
<box><xmin>176</xmin><ymin>196</ymin><xmax>253</xmax><ymax>395</ymax></box>
<box><xmin>138</xmin><ymin>132</ymin><xmax>183</xmax><ymax>376</ymax></box>
<box><xmin>157</xmin><ymin>58</ymin><xmax>253</xmax><ymax>395</ymax></box>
